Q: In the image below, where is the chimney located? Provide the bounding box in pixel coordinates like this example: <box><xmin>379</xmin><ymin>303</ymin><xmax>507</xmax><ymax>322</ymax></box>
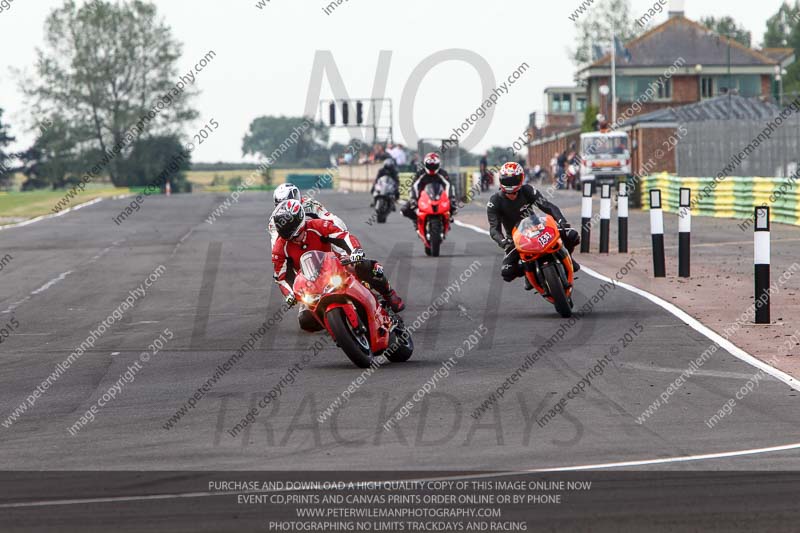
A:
<box><xmin>669</xmin><ymin>0</ymin><xmax>685</xmax><ymax>18</ymax></box>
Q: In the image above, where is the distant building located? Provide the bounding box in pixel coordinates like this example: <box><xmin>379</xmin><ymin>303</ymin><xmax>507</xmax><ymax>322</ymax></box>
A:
<box><xmin>544</xmin><ymin>86</ymin><xmax>587</xmax><ymax>131</ymax></box>
<box><xmin>580</xmin><ymin>10</ymin><xmax>794</xmax><ymax>120</ymax></box>
<box><xmin>527</xmin><ymin>8</ymin><xmax>796</xmax><ymax>173</ymax></box>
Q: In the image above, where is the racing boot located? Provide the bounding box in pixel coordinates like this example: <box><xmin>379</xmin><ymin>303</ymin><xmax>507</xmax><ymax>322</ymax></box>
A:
<box><xmin>384</xmin><ymin>289</ymin><xmax>406</xmax><ymax>313</ymax></box>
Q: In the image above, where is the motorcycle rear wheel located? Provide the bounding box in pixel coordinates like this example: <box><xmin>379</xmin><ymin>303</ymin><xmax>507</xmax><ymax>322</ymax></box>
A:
<box><xmin>543</xmin><ymin>264</ymin><xmax>573</xmax><ymax>318</ymax></box>
<box><xmin>326</xmin><ymin>308</ymin><xmax>375</xmax><ymax>369</ymax></box>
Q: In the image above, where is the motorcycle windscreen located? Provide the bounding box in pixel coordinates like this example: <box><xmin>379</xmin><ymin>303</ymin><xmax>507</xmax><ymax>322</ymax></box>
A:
<box><xmin>424</xmin><ymin>181</ymin><xmax>444</xmax><ymax>200</ymax></box>
<box><xmin>376</xmin><ymin>176</ymin><xmax>396</xmax><ymax>193</ymax></box>
<box><xmin>514</xmin><ymin>216</ymin><xmax>556</xmax><ymax>254</ymax></box>
<box><xmin>299</xmin><ymin>251</ymin><xmax>329</xmax><ymax>282</ymax></box>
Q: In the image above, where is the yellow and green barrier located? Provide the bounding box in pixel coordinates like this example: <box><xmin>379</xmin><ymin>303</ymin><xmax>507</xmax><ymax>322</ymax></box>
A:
<box><xmin>397</xmin><ymin>170</ymin><xmax>479</xmax><ymax>203</ymax></box>
<box><xmin>639</xmin><ymin>173</ymin><xmax>800</xmax><ymax>226</ymax></box>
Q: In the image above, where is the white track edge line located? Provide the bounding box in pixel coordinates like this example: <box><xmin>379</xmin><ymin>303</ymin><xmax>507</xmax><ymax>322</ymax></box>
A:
<box><xmin>4</xmin><ymin>439</ymin><xmax>800</xmax><ymax>508</ymax></box>
<box><xmin>581</xmin><ymin>265</ymin><xmax>800</xmax><ymax>392</ymax></box>
<box><xmin>529</xmin><ymin>440</ymin><xmax>800</xmax><ymax>472</ymax></box>
<box><xmin>0</xmin><ymin>194</ymin><xmax>131</xmax><ymax>231</ymax></box>
<box><xmin>454</xmin><ymin>220</ymin><xmax>800</xmax><ymax>392</ymax></box>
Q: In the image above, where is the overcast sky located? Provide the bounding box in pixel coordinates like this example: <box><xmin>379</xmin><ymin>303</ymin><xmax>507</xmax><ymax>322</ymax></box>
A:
<box><xmin>0</xmin><ymin>0</ymin><xmax>790</xmax><ymax>163</ymax></box>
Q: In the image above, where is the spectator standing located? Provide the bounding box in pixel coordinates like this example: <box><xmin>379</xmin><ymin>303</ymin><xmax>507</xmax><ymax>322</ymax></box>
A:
<box><xmin>409</xmin><ymin>153</ymin><xmax>420</xmax><ymax>171</ymax></box>
<box><xmin>389</xmin><ymin>144</ymin><xmax>407</xmax><ymax>166</ymax></box>
<box><xmin>549</xmin><ymin>152</ymin><xmax>558</xmax><ymax>184</ymax></box>
<box><xmin>556</xmin><ymin>149</ymin><xmax>568</xmax><ymax>189</ymax></box>
<box><xmin>373</xmin><ymin>144</ymin><xmax>390</xmax><ymax>162</ymax></box>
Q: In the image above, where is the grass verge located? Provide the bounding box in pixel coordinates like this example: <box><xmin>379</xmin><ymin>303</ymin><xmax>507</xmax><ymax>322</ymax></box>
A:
<box><xmin>0</xmin><ymin>188</ymin><xmax>129</xmax><ymax>222</ymax></box>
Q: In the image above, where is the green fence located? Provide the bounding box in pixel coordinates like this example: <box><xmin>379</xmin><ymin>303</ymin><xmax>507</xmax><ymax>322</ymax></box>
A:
<box><xmin>286</xmin><ymin>173</ymin><xmax>334</xmax><ymax>190</ymax></box>
<box><xmin>639</xmin><ymin>173</ymin><xmax>800</xmax><ymax>226</ymax></box>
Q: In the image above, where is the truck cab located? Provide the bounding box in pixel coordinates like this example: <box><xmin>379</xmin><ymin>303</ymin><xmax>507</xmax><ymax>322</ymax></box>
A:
<box><xmin>579</xmin><ymin>131</ymin><xmax>631</xmax><ymax>189</ymax></box>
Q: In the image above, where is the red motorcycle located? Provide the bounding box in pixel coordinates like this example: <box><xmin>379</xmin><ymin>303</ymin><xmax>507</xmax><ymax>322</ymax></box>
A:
<box><xmin>292</xmin><ymin>251</ymin><xmax>414</xmax><ymax>368</ymax></box>
<box><xmin>512</xmin><ymin>214</ymin><xmax>576</xmax><ymax>318</ymax></box>
<box><xmin>415</xmin><ymin>181</ymin><xmax>451</xmax><ymax>257</ymax></box>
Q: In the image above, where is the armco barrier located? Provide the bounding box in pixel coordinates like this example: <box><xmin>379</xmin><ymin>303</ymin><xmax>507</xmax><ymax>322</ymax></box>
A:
<box><xmin>639</xmin><ymin>173</ymin><xmax>800</xmax><ymax>226</ymax></box>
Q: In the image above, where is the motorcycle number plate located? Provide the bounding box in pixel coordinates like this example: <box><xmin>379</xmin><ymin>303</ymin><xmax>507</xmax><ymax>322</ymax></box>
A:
<box><xmin>537</xmin><ymin>233</ymin><xmax>553</xmax><ymax>246</ymax></box>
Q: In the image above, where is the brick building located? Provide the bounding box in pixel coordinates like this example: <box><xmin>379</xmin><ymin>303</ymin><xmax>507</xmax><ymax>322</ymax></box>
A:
<box><xmin>527</xmin><ymin>8</ymin><xmax>795</xmax><ymax>177</ymax></box>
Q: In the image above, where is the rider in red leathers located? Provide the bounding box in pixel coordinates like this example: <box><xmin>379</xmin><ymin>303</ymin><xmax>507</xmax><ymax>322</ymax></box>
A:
<box><xmin>271</xmin><ymin>200</ymin><xmax>405</xmax><ymax>331</ymax></box>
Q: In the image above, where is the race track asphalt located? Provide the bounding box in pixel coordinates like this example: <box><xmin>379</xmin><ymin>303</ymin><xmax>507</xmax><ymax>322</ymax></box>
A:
<box><xmin>1</xmin><ymin>190</ymin><xmax>799</xmax><ymax>531</ymax></box>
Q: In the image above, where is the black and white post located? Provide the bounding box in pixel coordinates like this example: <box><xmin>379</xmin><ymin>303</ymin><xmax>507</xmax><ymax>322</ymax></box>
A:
<box><xmin>618</xmin><ymin>182</ymin><xmax>629</xmax><ymax>253</ymax></box>
<box><xmin>599</xmin><ymin>184</ymin><xmax>611</xmax><ymax>254</ymax></box>
<box><xmin>678</xmin><ymin>187</ymin><xmax>691</xmax><ymax>278</ymax></box>
<box><xmin>650</xmin><ymin>189</ymin><xmax>666</xmax><ymax>278</ymax></box>
<box><xmin>580</xmin><ymin>182</ymin><xmax>592</xmax><ymax>253</ymax></box>
<box><xmin>754</xmin><ymin>206</ymin><xmax>771</xmax><ymax>324</ymax></box>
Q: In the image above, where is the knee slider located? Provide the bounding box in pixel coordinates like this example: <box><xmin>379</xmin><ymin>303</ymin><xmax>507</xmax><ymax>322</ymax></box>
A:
<box><xmin>298</xmin><ymin>309</ymin><xmax>323</xmax><ymax>332</ymax></box>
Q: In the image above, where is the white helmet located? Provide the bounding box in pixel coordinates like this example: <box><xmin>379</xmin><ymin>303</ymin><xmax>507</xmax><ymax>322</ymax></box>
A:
<box><xmin>274</xmin><ymin>183</ymin><xmax>301</xmax><ymax>206</ymax></box>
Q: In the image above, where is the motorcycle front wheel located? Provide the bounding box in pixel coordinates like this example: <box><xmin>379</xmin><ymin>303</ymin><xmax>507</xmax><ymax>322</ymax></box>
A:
<box><xmin>326</xmin><ymin>307</ymin><xmax>375</xmax><ymax>368</ymax></box>
<box><xmin>385</xmin><ymin>324</ymin><xmax>414</xmax><ymax>363</ymax></box>
<box><xmin>375</xmin><ymin>198</ymin><xmax>387</xmax><ymax>223</ymax></box>
<box><xmin>428</xmin><ymin>217</ymin><xmax>443</xmax><ymax>257</ymax></box>
<box><xmin>542</xmin><ymin>264</ymin><xmax>573</xmax><ymax>318</ymax></box>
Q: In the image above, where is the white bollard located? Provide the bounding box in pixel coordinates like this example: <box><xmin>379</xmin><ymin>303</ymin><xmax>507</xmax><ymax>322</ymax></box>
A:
<box><xmin>650</xmin><ymin>189</ymin><xmax>665</xmax><ymax>278</ymax></box>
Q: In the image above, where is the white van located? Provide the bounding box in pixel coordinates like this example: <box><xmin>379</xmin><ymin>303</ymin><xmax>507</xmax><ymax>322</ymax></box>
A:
<box><xmin>579</xmin><ymin>131</ymin><xmax>631</xmax><ymax>188</ymax></box>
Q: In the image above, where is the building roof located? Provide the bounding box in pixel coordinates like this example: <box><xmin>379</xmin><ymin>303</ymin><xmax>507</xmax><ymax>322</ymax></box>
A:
<box><xmin>620</xmin><ymin>95</ymin><xmax>782</xmax><ymax>126</ymax></box>
<box><xmin>761</xmin><ymin>47</ymin><xmax>796</xmax><ymax>64</ymax></box>
<box><xmin>544</xmin><ymin>86</ymin><xmax>587</xmax><ymax>94</ymax></box>
<box><xmin>583</xmin><ymin>16</ymin><xmax>780</xmax><ymax>72</ymax></box>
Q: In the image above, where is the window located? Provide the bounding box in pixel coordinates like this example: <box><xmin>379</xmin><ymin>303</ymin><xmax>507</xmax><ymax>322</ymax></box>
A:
<box><xmin>550</xmin><ymin>93</ymin><xmax>573</xmax><ymax>113</ymax></box>
<box><xmin>703</xmin><ymin>75</ymin><xmax>760</xmax><ymax>98</ymax></box>
<box><xmin>576</xmin><ymin>98</ymin><xmax>587</xmax><ymax>112</ymax></box>
<box><xmin>657</xmin><ymin>79</ymin><xmax>672</xmax><ymax>100</ymax></box>
<box><xmin>616</xmin><ymin>77</ymin><xmax>672</xmax><ymax>102</ymax></box>
<box><xmin>724</xmin><ymin>75</ymin><xmax>760</xmax><ymax>97</ymax></box>
<box><xmin>701</xmin><ymin>77</ymin><xmax>714</xmax><ymax>98</ymax></box>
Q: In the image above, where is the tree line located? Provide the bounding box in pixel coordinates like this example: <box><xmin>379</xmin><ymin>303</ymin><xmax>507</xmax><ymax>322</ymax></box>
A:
<box><xmin>0</xmin><ymin>1</ymin><xmax>195</xmax><ymax>192</ymax></box>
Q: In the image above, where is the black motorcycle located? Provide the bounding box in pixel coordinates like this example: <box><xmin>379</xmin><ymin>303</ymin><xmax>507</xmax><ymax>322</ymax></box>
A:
<box><xmin>373</xmin><ymin>175</ymin><xmax>397</xmax><ymax>223</ymax></box>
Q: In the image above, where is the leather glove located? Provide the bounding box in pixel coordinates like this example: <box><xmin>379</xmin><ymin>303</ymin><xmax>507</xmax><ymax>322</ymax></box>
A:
<box><xmin>285</xmin><ymin>294</ymin><xmax>297</xmax><ymax>307</ymax></box>
<box><xmin>349</xmin><ymin>248</ymin><xmax>365</xmax><ymax>263</ymax></box>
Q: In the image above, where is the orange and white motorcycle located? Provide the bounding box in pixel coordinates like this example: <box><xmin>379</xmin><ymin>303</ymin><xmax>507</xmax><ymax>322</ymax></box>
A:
<box><xmin>512</xmin><ymin>214</ymin><xmax>576</xmax><ymax>318</ymax></box>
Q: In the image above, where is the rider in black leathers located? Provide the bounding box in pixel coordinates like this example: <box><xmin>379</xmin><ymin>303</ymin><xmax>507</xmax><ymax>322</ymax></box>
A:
<box><xmin>487</xmin><ymin>162</ymin><xmax>580</xmax><ymax>286</ymax></box>
<box><xmin>371</xmin><ymin>158</ymin><xmax>400</xmax><ymax>201</ymax></box>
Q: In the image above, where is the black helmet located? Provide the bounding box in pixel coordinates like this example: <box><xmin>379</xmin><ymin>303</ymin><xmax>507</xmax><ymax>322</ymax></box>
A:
<box><xmin>273</xmin><ymin>200</ymin><xmax>306</xmax><ymax>240</ymax></box>
<box><xmin>383</xmin><ymin>158</ymin><xmax>396</xmax><ymax>170</ymax></box>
